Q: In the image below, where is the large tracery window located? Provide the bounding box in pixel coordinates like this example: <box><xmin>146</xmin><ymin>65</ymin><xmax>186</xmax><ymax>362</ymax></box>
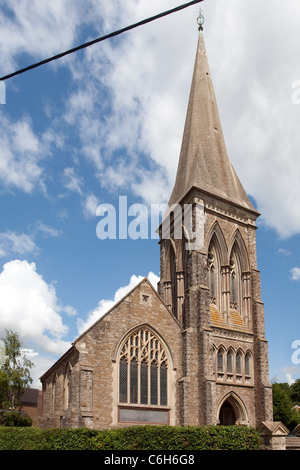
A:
<box><xmin>119</xmin><ymin>329</ymin><xmax>169</xmax><ymax>407</ymax></box>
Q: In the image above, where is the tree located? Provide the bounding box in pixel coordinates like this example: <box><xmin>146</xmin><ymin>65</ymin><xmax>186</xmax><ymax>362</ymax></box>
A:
<box><xmin>272</xmin><ymin>382</ymin><xmax>293</xmax><ymax>426</ymax></box>
<box><xmin>0</xmin><ymin>329</ymin><xmax>34</xmax><ymax>409</ymax></box>
<box><xmin>0</xmin><ymin>369</ymin><xmax>9</xmax><ymax>406</ymax></box>
<box><xmin>272</xmin><ymin>381</ymin><xmax>300</xmax><ymax>431</ymax></box>
<box><xmin>290</xmin><ymin>378</ymin><xmax>300</xmax><ymax>405</ymax></box>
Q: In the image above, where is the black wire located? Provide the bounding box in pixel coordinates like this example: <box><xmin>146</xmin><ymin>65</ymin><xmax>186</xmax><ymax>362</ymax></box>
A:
<box><xmin>0</xmin><ymin>0</ymin><xmax>204</xmax><ymax>82</ymax></box>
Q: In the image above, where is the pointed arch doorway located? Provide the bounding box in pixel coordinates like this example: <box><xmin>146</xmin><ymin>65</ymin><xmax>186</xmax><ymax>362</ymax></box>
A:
<box><xmin>219</xmin><ymin>400</ymin><xmax>236</xmax><ymax>425</ymax></box>
<box><xmin>217</xmin><ymin>393</ymin><xmax>249</xmax><ymax>426</ymax></box>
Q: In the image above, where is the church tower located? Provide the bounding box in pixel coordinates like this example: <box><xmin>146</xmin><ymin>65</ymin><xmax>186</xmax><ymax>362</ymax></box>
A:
<box><xmin>158</xmin><ymin>15</ymin><xmax>273</xmax><ymax>427</ymax></box>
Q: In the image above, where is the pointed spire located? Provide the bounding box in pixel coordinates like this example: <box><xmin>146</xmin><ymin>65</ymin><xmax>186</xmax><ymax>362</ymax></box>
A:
<box><xmin>168</xmin><ymin>28</ymin><xmax>257</xmax><ymax>214</ymax></box>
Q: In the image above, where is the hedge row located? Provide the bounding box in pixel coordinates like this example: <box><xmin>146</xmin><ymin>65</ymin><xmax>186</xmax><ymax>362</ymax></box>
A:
<box><xmin>0</xmin><ymin>425</ymin><xmax>262</xmax><ymax>450</ymax></box>
<box><xmin>0</xmin><ymin>411</ymin><xmax>32</xmax><ymax>427</ymax></box>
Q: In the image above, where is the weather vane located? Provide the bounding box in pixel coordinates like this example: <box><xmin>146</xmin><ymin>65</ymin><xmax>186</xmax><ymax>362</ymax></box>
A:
<box><xmin>197</xmin><ymin>9</ymin><xmax>204</xmax><ymax>31</ymax></box>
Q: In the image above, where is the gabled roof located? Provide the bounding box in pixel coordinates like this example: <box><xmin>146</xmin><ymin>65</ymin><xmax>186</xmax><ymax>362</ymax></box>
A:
<box><xmin>40</xmin><ymin>277</ymin><xmax>181</xmax><ymax>382</ymax></box>
<box><xmin>168</xmin><ymin>31</ymin><xmax>258</xmax><ymax>215</ymax></box>
<box><xmin>292</xmin><ymin>423</ymin><xmax>300</xmax><ymax>436</ymax></box>
<box><xmin>257</xmin><ymin>421</ymin><xmax>290</xmax><ymax>436</ymax></box>
<box><xmin>73</xmin><ymin>276</ymin><xmax>181</xmax><ymax>345</ymax></box>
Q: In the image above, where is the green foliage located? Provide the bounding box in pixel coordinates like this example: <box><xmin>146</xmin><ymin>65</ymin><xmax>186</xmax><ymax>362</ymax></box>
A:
<box><xmin>0</xmin><ymin>426</ymin><xmax>42</xmax><ymax>450</ymax></box>
<box><xmin>0</xmin><ymin>411</ymin><xmax>32</xmax><ymax>427</ymax></box>
<box><xmin>0</xmin><ymin>370</ymin><xmax>9</xmax><ymax>405</ymax></box>
<box><xmin>273</xmin><ymin>382</ymin><xmax>294</xmax><ymax>425</ymax></box>
<box><xmin>93</xmin><ymin>425</ymin><xmax>261</xmax><ymax>451</ymax></box>
<box><xmin>0</xmin><ymin>425</ymin><xmax>262</xmax><ymax>450</ymax></box>
<box><xmin>0</xmin><ymin>330</ymin><xmax>34</xmax><ymax>409</ymax></box>
<box><xmin>272</xmin><ymin>380</ymin><xmax>300</xmax><ymax>430</ymax></box>
<box><xmin>290</xmin><ymin>379</ymin><xmax>300</xmax><ymax>405</ymax></box>
<box><xmin>38</xmin><ymin>428</ymin><xmax>100</xmax><ymax>450</ymax></box>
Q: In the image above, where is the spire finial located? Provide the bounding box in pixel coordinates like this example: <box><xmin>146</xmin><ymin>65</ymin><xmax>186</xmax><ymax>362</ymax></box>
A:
<box><xmin>197</xmin><ymin>9</ymin><xmax>204</xmax><ymax>31</ymax></box>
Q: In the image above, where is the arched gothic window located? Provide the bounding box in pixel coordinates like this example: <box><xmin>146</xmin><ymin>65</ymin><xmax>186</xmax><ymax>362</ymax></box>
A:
<box><xmin>208</xmin><ymin>251</ymin><xmax>216</xmax><ymax>302</ymax></box>
<box><xmin>217</xmin><ymin>349</ymin><xmax>223</xmax><ymax>372</ymax></box>
<box><xmin>236</xmin><ymin>350</ymin><xmax>242</xmax><ymax>376</ymax></box>
<box><xmin>215</xmin><ymin>347</ymin><xmax>252</xmax><ymax>385</ymax></box>
<box><xmin>245</xmin><ymin>352</ymin><xmax>251</xmax><ymax>377</ymax></box>
<box><xmin>227</xmin><ymin>350</ymin><xmax>233</xmax><ymax>374</ymax></box>
<box><xmin>170</xmin><ymin>243</ymin><xmax>178</xmax><ymax>319</ymax></box>
<box><xmin>208</xmin><ymin>239</ymin><xmax>220</xmax><ymax>309</ymax></box>
<box><xmin>229</xmin><ymin>247</ymin><xmax>241</xmax><ymax>311</ymax></box>
<box><xmin>119</xmin><ymin>329</ymin><xmax>168</xmax><ymax>407</ymax></box>
<box><xmin>63</xmin><ymin>364</ymin><xmax>71</xmax><ymax>410</ymax></box>
<box><xmin>52</xmin><ymin>375</ymin><xmax>57</xmax><ymax>412</ymax></box>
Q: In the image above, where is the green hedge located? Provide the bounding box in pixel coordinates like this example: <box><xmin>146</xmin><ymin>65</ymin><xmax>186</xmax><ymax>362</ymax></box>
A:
<box><xmin>0</xmin><ymin>425</ymin><xmax>262</xmax><ymax>451</ymax></box>
<box><xmin>0</xmin><ymin>411</ymin><xmax>32</xmax><ymax>427</ymax></box>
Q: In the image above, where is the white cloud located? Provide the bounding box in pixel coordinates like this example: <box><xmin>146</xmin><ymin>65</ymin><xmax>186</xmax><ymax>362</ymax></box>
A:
<box><xmin>0</xmin><ymin>0</ymin><xmax>92</xmax><ymax>75</ymax></box>
<box><xmin>202</xmin><ymin>2</ymin><xmax>300</xmax><ymax>238</ymax></box>
<box><xmin>272</xmin><ymin>366</ymin><xmax>300</xmax><ymax>386</ymax></box>
<box><xmin>2</xmin><ymin>1</ymin><xmax>300</xmax><ymax>237</ymax></box>
<box><xmin>63</xmin><ymin>305</ymin><xmax>77</xmax><ymax>317</ymax></box>
<box><xmin>82</xmin><ymin>194</ymin><xmax>99</xmax><ymax>218</ymax></box>
<box><xmin>285</xmin><ymin>373</ymin><xmax>295</xmax><ymax>385</ymax></box>
<box><xmin>63</xmin><ymin>167</ymin><xmax>84</xmax><ymax>195</ymax></box>
<box><xmin>0</xmin><ymin>112</ymin><xmax>47</xmax><ymax>193</ymax></box>
<box><xmin>63</xmin><ymin>0</ymin><xmax>300</xmax><ymax>238</ymax></box>
<box><xmin>34</xmin><ymin>222</ymin><xmax>60</xmax><ymax>238</ymax></box>
<box><xmin>60</xmin><ymin>0</ymin><xmax>195</xmax><ymax>205</ymax></box>
<box><xmin>0</xmin><ymin>260</ymin><xmax>71</xmax><ymax>356</ymax></box>
<box><xmin>77</xmin><ymin>271</ymin><xmax>160</xmax><ymax>335</ymax></box>
<box><xmin>0</xmin><ymin>231</ymin><xmax>38</xmax><ymax>257</ymax></box>
<box><xmin>278</xmin><ymin>248</ymin><xmax>292</xmax><ymax>256</ymax></box>
<box><xmin>0</xmin><ymin>223</ymin><xmax>61</xmax><ymax>258</ymax></box>
<box><xmin>290</xmin><ymin>267</ymin><xmax>300</xmax><ymax>281</ymax></box>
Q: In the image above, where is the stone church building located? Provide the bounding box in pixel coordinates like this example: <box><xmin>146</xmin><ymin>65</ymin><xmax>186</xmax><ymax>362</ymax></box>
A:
<box><xmin>39</xmin><ymin>28</ymin><xmax>274</xmax><ymax>430</ymax></box>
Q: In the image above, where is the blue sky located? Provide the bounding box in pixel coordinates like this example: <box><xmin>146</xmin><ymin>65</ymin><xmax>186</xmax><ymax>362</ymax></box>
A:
<box><xmin>0</xmin><ymin>0</ymin><xmax>300</xmax><ymax>389</ymax></box>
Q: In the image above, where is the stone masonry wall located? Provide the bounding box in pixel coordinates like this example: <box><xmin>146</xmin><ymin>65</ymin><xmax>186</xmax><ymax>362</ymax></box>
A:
<box><xmin>40</xmin><ymin>279</ymin><xmax>183</xmax><ymax>429</ymax></box>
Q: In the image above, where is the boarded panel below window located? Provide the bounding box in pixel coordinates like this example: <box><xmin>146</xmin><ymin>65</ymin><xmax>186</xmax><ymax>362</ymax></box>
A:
<box><xmin>119</xmin><ymin>407</ymin><xmax>169</xmax><ymax>424</ymax></box>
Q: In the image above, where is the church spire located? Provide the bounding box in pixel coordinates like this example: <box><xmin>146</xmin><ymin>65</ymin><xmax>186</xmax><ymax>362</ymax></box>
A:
<box><xmin>168</xmin><ymin>22</ymin><xmax>257</xmax><ymax>214</ymax></box>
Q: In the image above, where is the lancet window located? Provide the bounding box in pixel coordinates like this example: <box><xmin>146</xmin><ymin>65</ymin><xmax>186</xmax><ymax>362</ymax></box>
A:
<box><xmin>245</xmin><ymin>352</ymin><xmax>251</xmax><ymax>377</ymax></box>
<box><xmin>119</xmin><ymin>329</ymin><xmax>168</xmax><ymax>407</ymax></box>
<box><xmin>63</xmin><ymin>364</ymin><xmax>71</xmax><ymax>410</ymax></box>
<box><xmin>217</xmin><ymin>349</ymin><xmax>224</xmax><ymax>373</ymax></box>
<box><xmin>236</xmin><ymin>351</ymin><xmax>242</xmax><ymax>376</ymax></box>
<box><xmin>227</xmin><ymin>350</ymin><xmax>233</xmax><ymax>374</ymax></box>
<box><xmin>52</xmin><ymin>375</ymin><xmax>57</xmax><ymax>412</ymax></box>
<box><xmin>208</xmin><ymin>239</ymin><xmax>220</xmax><ymax>309</ymax></box>
<box><xmin>170</xmin><ymin>244</ymin><xmax>178</xmax><ymax>320</ymax></box>
<box><xmin>229</xmin><ymin>247</ymin><xmax>241</xmax><ymax>312</ymax></box>
<box><xmin>215</xmin><ymin>346</ymin><xmax>252</xmax><ymax>385</ymax></box>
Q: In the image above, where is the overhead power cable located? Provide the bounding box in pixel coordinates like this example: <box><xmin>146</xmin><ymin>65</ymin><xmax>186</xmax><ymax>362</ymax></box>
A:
<box><xmin>0</xmin><ymin>0</ymin><xmax>204</xmax><ymax>82</ymax></box>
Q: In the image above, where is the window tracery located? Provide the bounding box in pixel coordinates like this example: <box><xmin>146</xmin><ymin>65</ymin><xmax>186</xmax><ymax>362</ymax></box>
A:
<box><xmin>119</xmin><ymin>329</ymin><xmax>168</xmax><ymax>407</ymax></box>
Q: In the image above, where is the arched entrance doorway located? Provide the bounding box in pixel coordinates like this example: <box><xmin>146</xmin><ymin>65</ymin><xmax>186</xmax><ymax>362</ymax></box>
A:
<box><xmin>219</xmin><ymin>400</ymin><xmax>236</xmax><ymax>425</ymax></box>
<box><xmin>217</xmin><ymin>393</ymin><xmax>249</xmax><ymax>426</ymax></box>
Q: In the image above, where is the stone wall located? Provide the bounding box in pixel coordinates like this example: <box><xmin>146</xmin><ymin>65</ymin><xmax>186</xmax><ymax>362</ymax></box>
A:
<box><xmin>39</xmin><ymin>279</ymin><xmax>183</xmax><ymax>429</ymax></box>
